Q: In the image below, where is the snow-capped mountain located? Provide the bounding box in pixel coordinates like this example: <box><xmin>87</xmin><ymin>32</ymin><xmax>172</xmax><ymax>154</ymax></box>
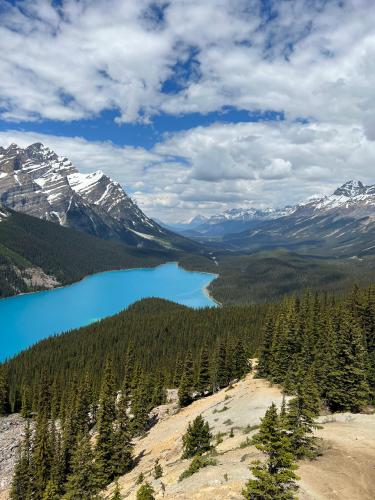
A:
<box><xmin>169</xmin><ymin>206</ymin><xmax>294</xmax><ymax>238</ymax></box>
<box><xmin>224</xmin><ymin>180</ymin><xmax>375</xmax><ymax>256</ymax></box>
<box><xmin>0</xmin><ymin>143</ymin><xmax>196</xmax><ymax>251</ymax></box>
<box><xmin>294</xmin><ymin>180</ymin><xmax>375</xmax><ymax>217</ymax></box>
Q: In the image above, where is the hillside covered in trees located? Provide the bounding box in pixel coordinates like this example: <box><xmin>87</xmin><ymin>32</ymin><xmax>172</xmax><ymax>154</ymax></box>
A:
<box><xmin>0</xmin><ymin>208</ymin><xmax>213</xmax><ymax>298</ymax></box>
<box><xmin>1</xmin><ymin>284</ymin><xmax>374</xmax><ymax>498</ymax></box>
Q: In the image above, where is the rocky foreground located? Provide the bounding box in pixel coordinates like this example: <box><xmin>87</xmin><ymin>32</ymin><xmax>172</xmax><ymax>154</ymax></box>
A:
<box><xmin>104</xmin><ymin>374</ymin><xmax>375</xmax><ymax>500</ymax></box>
<box><xmin>1</xmin><ymin>374</ymin><xmax>374</xmax><ymax>499</ymax></box>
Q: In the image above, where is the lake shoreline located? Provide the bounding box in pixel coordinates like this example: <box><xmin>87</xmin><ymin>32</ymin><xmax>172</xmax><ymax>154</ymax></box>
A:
<box><xmin>1</xmin><ymin>262</ymin><xmax>219</xmax><ymax>361</ymax></box>
<box><xmin>1</xmin><ymin>260</ymin><xmax>220</xmax><ymax>305</ymax></box>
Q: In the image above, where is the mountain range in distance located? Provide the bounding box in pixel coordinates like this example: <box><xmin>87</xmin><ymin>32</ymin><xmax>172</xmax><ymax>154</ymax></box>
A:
<box><xmin>165</xmin><ymin>180</ymin><xmax>375</xmax><ymax>257</ymax></box>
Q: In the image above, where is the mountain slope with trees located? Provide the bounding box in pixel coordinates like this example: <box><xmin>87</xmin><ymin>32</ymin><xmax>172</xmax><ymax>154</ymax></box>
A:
<box><xmin>0</xmin><ymin>208</ymin><xmax>213</xmax><ymax>298</ymax></box>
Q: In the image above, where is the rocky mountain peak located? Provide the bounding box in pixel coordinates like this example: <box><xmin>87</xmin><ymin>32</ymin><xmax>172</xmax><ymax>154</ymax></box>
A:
<box><xmin>333</xmin><ymin>180</ymin><xmax>366</xmax><ymax>197</ymax></box>
<box><xmin>0</xmin><ymin>142</ymin><xmax>171</xmax><ymax>249</ymax></box>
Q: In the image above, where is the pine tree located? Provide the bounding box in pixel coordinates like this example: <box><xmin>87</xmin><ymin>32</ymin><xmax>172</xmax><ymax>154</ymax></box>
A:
<box><xmin>257</xmin><ymin>316</ymin><xmax>275</xmax><ymax>377</ymax></box>
<box><xmin>74</xmin><ymin>374</ymin><xmax>93</xmax><ymax>436</ymax></box>
<box><xmin>131</xmin><ymin>372</ymin><xmax>151</xmax><ymax>435</ymax></box>
<box><xmin>10</xmin><ymin>420</ymin><xmax>32</xmax><ymax>500</ymax></box>
<box><xmin>216</xmin><ymin>340</ymin><xmax>230</xmax><ymax>388</ymax></box>
<box><xmin>65</xmin><ymin>433</ymin><xmax>99</xmax><ymax>499</ymax></box>
<box><xmin>48</xmin><ymin>423</ymin><xmax>65</xmax><ymax>497</ymax></box>
<box><xmin>243</xmin><ymin>403</ymin><xmax>298</xmax><ymax>500</ymax></box>
<box><xmin>113</xmin><ymin>392</ymin><xmax>133</xmax><ymax>476</ymax></box>
<box><xmin>0</xmin><ymin>367</ymin><xmax>10</xmax><ymax>416</ymax></box>
<box><xmin>95</xmin><ymin>359</ymin><xmax>117</xmax><ymax>487</ymax></box>
<box><xmin>327</xmin><ymin>308</ymin><xmax>369</xmax><ymax>412</ymax></box>
<box><xmin>153</xmin><ymin>459</ymin><xmax>163</xmax><ymax>479</ymax></box>
<box><xmin>197</xmin><ymin>345</ymin><xmax>211</xmax><ymax>394</ymax></box>
<box><xmin>20</xmin><ymin>385</ymin><xmax>32</xmax><ymax>419</ymax></box>
<box><xmin>178</xmin><ymin>372</ymin><xmax>192</xmax><ymax>407</ymax></box>
<box><xmin>234</xmin><ymin>339</ymin><xmax>250</xmax><ymax>380</ymax></box>
<box><xmin>287</xmin><ymin>376</ymin><xmax>320</xmax><ymax>460</ymax></box>
<box><xmin>151</xmin><ymin>373</ymin><xmax>166</xmax><ymax>408</ymax></box>
<box><xmin>182</xmin><ymin>415</ymin><xmax>212</xmax><ymax>459</ymax></box>
<box><xmin>30</xmin><ymin>374</ymin><xmax>52</xmax><ymax>498</ymax></box>
<box><xmin>136</xmin><ymin>482</ymin><xmax>155</xmax><ymax>500</ymax></box>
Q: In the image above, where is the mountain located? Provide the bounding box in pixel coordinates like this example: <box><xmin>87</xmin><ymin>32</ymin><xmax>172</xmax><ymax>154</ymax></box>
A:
<box><xmin>223</xmin><ymin>180</ymin><xmax>375</xmax><ymax>256</ymax></box>
<box><xmin>0</xmin><ymin>143</ymin><xmax>199</xmax><ymax>252</ymax></box>
<box><xmin>166</xmin><ymin>207</ymin><xmax>292</xmax><ymax>238</ymax></box>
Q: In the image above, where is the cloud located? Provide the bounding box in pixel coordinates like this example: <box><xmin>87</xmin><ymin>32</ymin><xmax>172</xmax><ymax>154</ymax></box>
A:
<box><xmin>1</xmin><ymin>1</ymin><xmax>375</xmax><ymax>221</ymax></box>
<box><xmin>0</xmin><ymin>0</ymin><xmax>375</xmax><ymax>133</ymax></box>
<box><xmin>260</xmin><ymin>159</ymin><xmax>292</xmax><ymax>180</ymax></box>
<box><xmin>2</xmin><ymin>118</ymin><xmax>375</xmax><ymax>222</ymax></box>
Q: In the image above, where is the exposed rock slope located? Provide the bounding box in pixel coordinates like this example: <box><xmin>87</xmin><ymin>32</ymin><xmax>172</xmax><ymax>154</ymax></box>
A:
<box><xmin>103</xmin><ymin>373</ymin><xmax>375</xmax><ymax>500</ymax></box>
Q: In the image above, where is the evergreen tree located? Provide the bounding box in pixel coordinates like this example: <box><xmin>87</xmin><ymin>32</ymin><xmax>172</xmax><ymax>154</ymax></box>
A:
<box><xmin>136</xmin><ymin>482</ymin><xmax>155</xmax><ymax>500</ymax></box>
<box><xmin>20</xmin><ymin>385</ymin><xmax>32</xmax><ymax>419</ymax></box>
<box><xmin>151</xmin><ymin>373</ymin><xmax>166</xmax><ymax>408</ymax></box>
<box><xmin>287</xmin><ymin>377</ymin><xmax>320</xmax><ymax>460</ymax></box>
<box><xmin>197</xmin><ymin>345</ymin><xmax>211</xmax><ymax>394</ymax></box>
<box><xmin>95</xmin><ymin>359</ymin><xmax>117</xmax><ymax>487</ymax></box>
<box><xmin>65</xmin><ymin>433</ymin><xmax>99</xmax><ymax>499</ymax></box>
<box><xmin>10</xmin><ymin>420</ymin><xmax>32</xmax><ymax>500</ymax></box>
<box><xmin>0</xmin><ymin>367</ymin><xmax>10</xmax><ymax>416</ymax></box>
<box><xmin>30</xmin><ymin>374</ymin><xmax>52</xmax><ymax>498</ymax></box>
<box><xmin>234</xmin><ymin>339</ymin><xmax>250</xmax><ymax>380</ymax></box>
<box><xmin>257</xmin><ymin>316</ymin><xmax>275</xmax><ymax>377</ymax></box>
<box><xmin>131</xmin><ymin>372</ymin><xmax>151</xmax><ymax>435</ymax></box>
<box><xmin>113</xmin><ymin>392</ymin><xmax>133</xmax><ymax>476</ymax></box>
<box><xmin>178</xmin><ymin>373</ymin><xmax>193</xmax><ymax>407</ymax></box>
<box><xmin>153</xmin><ymin>459</ymin><xmax>163</xmax><ymax>479</ymax></box>
<box><xmin>182</xmin><ymin>415</ymin><xmax>212</xmax><ymax>459</ymax></box>
<box><xmin>243</xmin><ymin>403</ymin><xmax>298</xmax><ymax>500</ymax></box>
<box><xmin>216</xmin><ymin>340</ymin><xmax>230</xmax><ymax>388</ymax></box>
<box><xmin>327</xmin><ymin>308</ymin><xmax>369</xmax><ymax>412</ymax></box>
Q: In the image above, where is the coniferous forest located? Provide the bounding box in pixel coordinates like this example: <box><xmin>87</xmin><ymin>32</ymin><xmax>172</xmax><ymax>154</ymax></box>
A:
<box><xmin>1</xmin><ymin>284</ymin><xmax>374</xmax><ymax>498</ymax></box>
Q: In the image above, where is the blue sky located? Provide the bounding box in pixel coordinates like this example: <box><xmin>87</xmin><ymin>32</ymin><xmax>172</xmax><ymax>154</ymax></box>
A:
<box><xmin>0</xmin><ymin>0</ymin><xmax>375</xmax><ymax>221</ymax></box>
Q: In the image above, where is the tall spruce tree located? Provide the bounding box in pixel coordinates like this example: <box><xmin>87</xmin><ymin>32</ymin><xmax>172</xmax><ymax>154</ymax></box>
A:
<box><xmin>0</xmin><ymin>367</ymin><xmax>10</xmax><ymax>416</ymax></box>
<box><xmin>30</xmin><ymin>373</ymin><xmax>52</xmax><ymax>498</ymax></box>
<box><xmin>65</xmin><ymin>432</ymin><xmax>99</xmax><ymax>499</ymax></box>
<box><xmin>327</xmin><ymin>308</ymin><xmax>369</xmax><ymax>412</ymax></box>
<box><xmin>197</xmin><ymin>345</ymin><xmax>211</xmax><ymax>394</ymax></box>
<box><xmin>243</xmin><ymin>403</ymin><xmax>298</xmax><ymax>500</ymax></box>
<box><xmin>113</xmin><ymin>392</ymin><xmax>134</xmax><ymax>476</ymax></box>
<box><xmin>287</xmin><ymin>375</ymin><xmax>321</xmax><ymax>460</ymax></box>
<box><xmin>95</xmin><ymin>359</ymin><xmax>117</xmax><ymax>487</ymax></box>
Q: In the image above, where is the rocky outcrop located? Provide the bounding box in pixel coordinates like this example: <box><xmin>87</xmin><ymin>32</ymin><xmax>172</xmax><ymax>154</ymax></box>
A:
<box><xmin>0</xmin><ymin>414</ymin><xmax>25</xmax><ymax>495</ymax></box>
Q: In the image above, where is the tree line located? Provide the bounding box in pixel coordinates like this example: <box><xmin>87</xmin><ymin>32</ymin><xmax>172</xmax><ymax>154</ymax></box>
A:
<box><xmin>257</xmin><ymin>284</ymin><xmax>375</xmax><ymax>411</ymax></box>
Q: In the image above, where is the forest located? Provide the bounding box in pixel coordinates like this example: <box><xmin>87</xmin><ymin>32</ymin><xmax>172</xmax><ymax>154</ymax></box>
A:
<box><xmin>0</xmin><ymin>283</ymin><xmax>374</xmax><ymax>498</ymax></box>
<box><xmin>0</xmin><ymin>209</ymin><xmax>219</xmax><ymax>299</ymax></box>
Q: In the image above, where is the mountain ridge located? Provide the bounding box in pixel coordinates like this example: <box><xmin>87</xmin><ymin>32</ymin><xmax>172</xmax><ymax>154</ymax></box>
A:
<box><xmin>0</xmin><ymin>143</ymin><xmax>199</xmax><ymax>253</ymax></box>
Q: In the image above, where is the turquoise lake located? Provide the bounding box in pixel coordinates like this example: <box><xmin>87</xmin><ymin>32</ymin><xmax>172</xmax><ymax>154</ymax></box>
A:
<box><xmin>0</xmin><ymin>262</ymin><xmax>217</xmax><ymax>361</ymax></box>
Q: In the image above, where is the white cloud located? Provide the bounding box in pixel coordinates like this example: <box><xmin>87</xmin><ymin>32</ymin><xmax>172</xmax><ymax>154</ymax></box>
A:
<box><xmin>2</xmin><ymin>119</ymin><xmax>375</xmax><ymax>222</ymax></box>
<box><xmin>0</xmin><ymin>0</ymin><xmax>375</xmax><ymax>132</ymax></box>
<box><xmin>1</xmin><ymin>1</ymin><xmax>375</xmax><ymax>221</ymax></box>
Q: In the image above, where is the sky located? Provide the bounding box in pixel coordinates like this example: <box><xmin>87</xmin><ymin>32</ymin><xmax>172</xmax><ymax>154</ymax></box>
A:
<box><xmin>1</xmin><ymin>0</ymin><xmax>375</xmax><ymax>222</ymax></box>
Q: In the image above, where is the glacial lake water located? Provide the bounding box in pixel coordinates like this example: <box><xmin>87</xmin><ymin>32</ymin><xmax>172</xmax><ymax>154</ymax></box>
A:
<box><xmin>0</xmin><ymin>262</ymin><xmax>217</xmax><ymax>361</ymax></box>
